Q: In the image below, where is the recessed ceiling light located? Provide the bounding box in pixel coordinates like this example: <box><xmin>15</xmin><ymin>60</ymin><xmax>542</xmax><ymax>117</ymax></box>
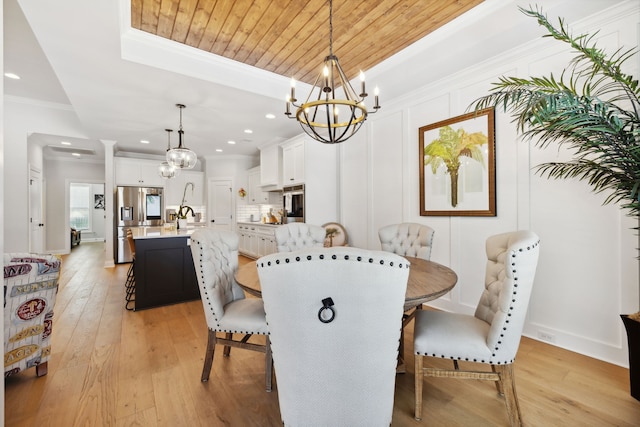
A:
<box><xmin>4</xmin><ymin>73</ymin><xmax>20</xmax><ymax>80</ymax></box>
<box><xmin>140</xmin><ymin>140</ymin><xmax>150</xmax><ymax>144</ymax></box>
<box><xmin>61</xmin><ymin>141</ymin><xmax>72</xmax><ymax>146</ymax></box>
<box><xmin>216</xmin><ymin>149</ymin><xmax>223</xmax><ymax>152</ymax></box>
<box><xmin>265</xmin><ymin>113</ymin><xmax>276</xmax><ymax>119</ymax></box>
<box><xmin>244</xmin><ymin>129</ymin><xmax>253</xmax><ymax>134</ymax></box>
<box><xmin>71</xmin><ymin>153</ymin><xmax>81</xmax><ymax>157</ymax></box>
<box><xmin>228</xmin><ymin>140</ymin><xmax>236</xmax><ymax>145</ymax></box>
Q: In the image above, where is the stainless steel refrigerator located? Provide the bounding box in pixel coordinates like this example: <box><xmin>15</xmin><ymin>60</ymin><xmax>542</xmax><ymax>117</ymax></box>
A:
<box><xmin>115</xmin><ymin>186</ymin><xmax>164</xmax><ymax>263</ymax></box>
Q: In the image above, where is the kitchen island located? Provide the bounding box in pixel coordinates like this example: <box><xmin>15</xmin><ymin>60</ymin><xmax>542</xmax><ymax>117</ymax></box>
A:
<box><xmin>130</xmin><ymin>226</ymin><xmax>203</xmax><ymax>310</ymax></box>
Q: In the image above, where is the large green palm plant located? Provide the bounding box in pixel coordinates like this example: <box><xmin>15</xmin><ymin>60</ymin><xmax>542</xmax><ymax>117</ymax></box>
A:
<box><xmin>471</xmin><ymin>6</ymin><xmax>640</xmax><ymax>219</ymax></box>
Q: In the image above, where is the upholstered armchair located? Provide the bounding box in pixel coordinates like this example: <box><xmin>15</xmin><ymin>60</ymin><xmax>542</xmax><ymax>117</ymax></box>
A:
<box><xmin>414</xmin><ymin>230</ymin><xmax>540</xmax><ymax>426</ymax></box>
<box><xmin>257</xmin><ymin>247</ymin><xmax>410</xmax><ymax>426</ymax></box>
<box><xmin>274</xmin><ymin>223</ymin><xmax>326</xmax><ymax>252</ymax></box>
<box><xmin>189</xmin><ymin>229</ymin><xmax>273</xmax><ymax>391</ymax></box>
<box><xmin>378</xmin><ymin>222</ymin><xmax>435</xmax><ymax>260</ymax></box>
<box><xmin>4</xmin><ymin>253</ymin><xmax>61</xmax><ymax>377</ymax></box>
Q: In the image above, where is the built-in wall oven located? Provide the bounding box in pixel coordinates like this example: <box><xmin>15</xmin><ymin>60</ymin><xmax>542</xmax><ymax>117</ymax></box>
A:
<box><xmin>283</xmin><ymin>184</ymin><xmax>304</xmax><ymax>223</ymax></box>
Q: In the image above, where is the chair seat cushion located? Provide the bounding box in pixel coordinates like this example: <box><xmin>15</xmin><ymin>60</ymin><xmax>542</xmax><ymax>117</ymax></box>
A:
<box><xmin>218</xmin><ymin>298</ymin><xmax>268</xmax><ymax>334</ymax></box>
<box><xmin>414</xmin><ymin>309</ymin><xmax>493</xmax><ymax>362</ymax></box>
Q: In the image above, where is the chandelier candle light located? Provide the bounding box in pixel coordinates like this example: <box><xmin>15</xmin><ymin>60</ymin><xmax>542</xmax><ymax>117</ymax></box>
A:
<box><xmin>166</xmin><ymin>103</ymin><xmax>197</xmax><ymax>169</ymax></box>
<box><xmin>158</xmin><ymin>128</ymin><xmax>180</xmax><ymax>179</ymax></box>
<box><xmin>285</xmin><ymin>0</ymin><xmax>380</xmax><ymax>144</ymax></box>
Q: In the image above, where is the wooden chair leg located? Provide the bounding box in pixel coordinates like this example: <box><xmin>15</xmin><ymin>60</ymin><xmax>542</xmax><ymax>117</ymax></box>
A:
<box><xmin>492</xmin><ymin>364</ymin><xmax>504</xmax><ymax>395</ymax></box>
<box><xmin>414</xmin><ymin>354</ymin><xmax>424</xmax><ymax>421</ymax></box>
<box><xmin>201</xmin><ymin>330</ymin><xmax>217</xmax><ymax>382</ymax></box>
<box><xmin>35</xmin><ymin>361</ymin><xmax>48</xmax><ymax>377</ymax></box>
<box><xmin>223</xmin><ymin>332</ymin><xmax>232</xmax><ymax>357</ymax></box>
<box><xmin>265</xmin><ymin>336</ymin><xmax>273</xmax><ymax>392</ymax></box>
<box><xmin>397</xmin><ymin>324</ymin><xmax>406</xmax><ymax>373</ymax></box>
<box><xmin>494</xmin><ymin>364</ymin><xmax>523</xmax><ymax>427</ymax></box>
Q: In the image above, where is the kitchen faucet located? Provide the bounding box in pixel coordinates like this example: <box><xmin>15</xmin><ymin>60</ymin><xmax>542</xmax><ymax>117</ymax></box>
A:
<box><xmin>181</xmin><ymin>182</ymin><xmax>195</xmax><ymax>206</ymax></box>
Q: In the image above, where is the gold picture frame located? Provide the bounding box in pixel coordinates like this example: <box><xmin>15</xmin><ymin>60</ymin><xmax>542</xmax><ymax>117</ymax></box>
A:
<box><xmin>419</xmin><ymin>108</ymin><xmax>496</xmax><ymax>216</ymax></box>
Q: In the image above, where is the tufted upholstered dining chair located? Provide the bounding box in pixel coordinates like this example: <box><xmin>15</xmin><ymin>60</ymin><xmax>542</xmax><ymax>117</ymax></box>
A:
<box><xmin>378</xmin><ymin>222</ymin><xmax>435</xmax><ymax>370</ymax></box>
<box><xmin>189</xmin><ymin>229</ymin><xmax>273</xmax><ymax>391</ymax></box>
<box><xmin>274</xmin><ymin>222</ymin><xmax>326</xmax><ymax>252</ymax></box>
<box><xmin>378</xmin><ymin>222</ymin><xmax>435</xmax><ymax>260</ymax></box>
<box><xmin>258</xmin><ymin>247</ymin><xmax>410</xmax><ymax>426</ymax></box>
<box><xmin>414</xmin><ymin>230</ymin><xmax>540</xmax><ymax>426</ymax></box>
<box><xmin>4</xmin><ymin>253</ymin><xmax>61</xmax><ymax>377</ymax></box>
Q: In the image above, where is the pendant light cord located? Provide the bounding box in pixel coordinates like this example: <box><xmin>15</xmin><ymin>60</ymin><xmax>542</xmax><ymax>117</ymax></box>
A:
<box><xmin>165</xmin><ymin>128</ymin><xmax>172</xmax><ymax>151</ymax></box>
<box><xmin>329</xmin><ymin>0</ymin><xmax>333</xmax><ymax>57</ymax></box>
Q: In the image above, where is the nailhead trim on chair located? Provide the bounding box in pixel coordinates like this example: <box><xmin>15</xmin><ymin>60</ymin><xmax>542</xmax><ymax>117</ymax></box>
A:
<box><xmin>192</xmin><ymin>236</ymin><xmax>269</xmax><ymax>335</ymax></box>
<box><xmin>258</xmin><ymin>252</ymin><xmax>409</xmax><ymax>270</ymax></box>
<box><xmin>416</xmin><ymin>239</ymin><xmax>539</xmax><ymax>365</ymax></box>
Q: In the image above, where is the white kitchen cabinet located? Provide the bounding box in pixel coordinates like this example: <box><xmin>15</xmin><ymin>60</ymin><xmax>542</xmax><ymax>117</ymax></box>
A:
<box><xmin>237</xmin><ymin>223</ymin><xmax>278</xmax><ymax>258</ymax></box>
<box><xmin>259</xmin><ymin>143</ymin><xmax>282</xmax><ymax>190</ymax></box>
<box><xmin>115</xmin><ymin>158</ymin><xmax>165</xmax><ymax>187</ymax></box>
<box><xmin>256</xmin><ymin>227</ymin><xmax>277</xmax><ymax>257</ymax></box>
<box><xmin>248</xmin><ymin>167</ymin><xmax>269</xmax><ymax>204</ymax></box>
<box><xmin>164</xmin><ymin>170</ymin><xmax>205</xmax><ymax>207</ymax></box>
<box><xmin>278</xmin><ymin>133</ymin><xmax>338</xmax><ymax>225</ymax></box>
<box><xmin>282</xmin><ymin>137</ymin><xmax>305</xmax><ymax>185</ymax></box>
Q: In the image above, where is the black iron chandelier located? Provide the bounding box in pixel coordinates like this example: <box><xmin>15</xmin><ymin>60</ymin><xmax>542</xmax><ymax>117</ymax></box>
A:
<box><xmin>285</xmin><ymin>0</ymin><xmax>380</xmax><ymax>144</ymax></box>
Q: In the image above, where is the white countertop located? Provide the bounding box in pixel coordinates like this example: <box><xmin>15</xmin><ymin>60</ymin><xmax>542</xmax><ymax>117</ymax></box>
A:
<box><xmin>237</xmin><ymin>221</ymin><xmax>283</xmax><ymax>227</ymax></box>
<box><xmin>131</xmin><ymin>226</ymin><xmax>201</xmax><ymax>239</ymax></box>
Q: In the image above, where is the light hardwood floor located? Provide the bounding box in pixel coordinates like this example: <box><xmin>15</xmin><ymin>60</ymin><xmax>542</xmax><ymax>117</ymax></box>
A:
<box><xmin>5</xmin><ymin>242</ymin><xmax>639</xmax><ymax>426</ymax></box>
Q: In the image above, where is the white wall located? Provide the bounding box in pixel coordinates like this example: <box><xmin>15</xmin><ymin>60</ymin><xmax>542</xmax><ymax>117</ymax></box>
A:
<box><xmin>43</xmin><ymin>158</ymin><xmax>105</xmax><ymax>252</ymax></box>
<box><xmin>340</xmin><ymin>2</ymin><xmax>640</xmax><ymax>367</ymax></box>
<box><xmin>1</xmin><ymin>0</ymin><xmax>6</xmax><ymax>416</ymax></box>
<box><xmin>4</xmin><ymin>97</ymin><xmax>87</xmax><ymax>252</ymax></box>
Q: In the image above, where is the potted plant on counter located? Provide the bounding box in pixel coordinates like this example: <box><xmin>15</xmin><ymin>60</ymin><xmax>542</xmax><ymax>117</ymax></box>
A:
<box><xmin>471</xmin><ymin>6</ymin><xmax>640</xmax><ymax>399</ymax></box>
<box><xmin>177</xmin><ymin>205</ymin><xmax>194</xmax><ymax>230</ymax></box>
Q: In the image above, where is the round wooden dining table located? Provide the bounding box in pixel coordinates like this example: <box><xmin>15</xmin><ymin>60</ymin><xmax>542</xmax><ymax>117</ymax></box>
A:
<box><xmin>234</xmin><ymin>255</ymin><xmax>458</xmax><ymax>373</ymax></box>
<box><xmin>234</xmin><ymin>256</ymin><xmax>458</xmax><ymax>313</ymax></box>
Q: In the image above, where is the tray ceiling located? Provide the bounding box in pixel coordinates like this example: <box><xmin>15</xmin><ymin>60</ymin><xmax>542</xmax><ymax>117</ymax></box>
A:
<box><xmin>131</xmin><ymin>0</ymin><xmax>485</xmax><ymax>84</ymax></box>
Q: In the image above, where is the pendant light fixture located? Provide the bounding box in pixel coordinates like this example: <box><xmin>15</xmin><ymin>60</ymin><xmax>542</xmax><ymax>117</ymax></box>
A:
<box><xmin>158</xmin><ymin>128</ymin><xmax>180</xmax><ymax>179</ymax></box>
<box><xmin>166</xmin><ymin>103</ymin><xmax>197</xmax><ymax>169</ymax></box>
<box><xmin>285</xmin><ymin>0</ymin><xmax>380</xmax><ymax>144</ymax></box>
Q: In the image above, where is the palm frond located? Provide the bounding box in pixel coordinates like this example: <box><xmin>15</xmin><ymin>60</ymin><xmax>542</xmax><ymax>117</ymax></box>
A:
<box><xmin>469</xmin><ymin>6</ymin><xmax>640</xmax><ymax>219</ymax></box>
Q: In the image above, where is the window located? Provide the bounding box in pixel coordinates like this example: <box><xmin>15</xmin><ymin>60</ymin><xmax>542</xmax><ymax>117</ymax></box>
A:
<box><xmin>70</xmin><ymin>183</ymin><xmax>91</xmax><ymax>231</ymax></box>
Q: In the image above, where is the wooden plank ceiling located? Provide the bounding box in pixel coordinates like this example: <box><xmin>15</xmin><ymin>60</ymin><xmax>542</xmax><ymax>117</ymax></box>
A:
<box><xmin>131</xmin><ymin>0</ymin><xmax>485</xmax><ymax>85</ymax></box>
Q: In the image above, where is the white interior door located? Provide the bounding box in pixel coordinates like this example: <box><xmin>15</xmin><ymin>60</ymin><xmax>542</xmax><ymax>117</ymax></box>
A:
<box><xmin>208</xmin><ymin>178</ymin><xmax>233</xmax><ymax>230</ymax></box>
<box><xmin>29</xmin><ymin>168</ymin><xmax>44</xmax><ymax>253</ymax></box>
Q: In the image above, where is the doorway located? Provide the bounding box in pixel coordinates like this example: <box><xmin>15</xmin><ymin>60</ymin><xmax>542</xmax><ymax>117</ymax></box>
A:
<box><xmin>207</xmin><ymin>178</ymin><xmax>233</xmax><ymax>230</ymax></box>
<box><xmin>29</xmin><ymin>167</ymin><xmax>44</xmax><ymax>253</ymax></box>
<box><xmin>69</xmin><ymin>181</ymin><xmax>106</xmax><ymax>245</ymax></box>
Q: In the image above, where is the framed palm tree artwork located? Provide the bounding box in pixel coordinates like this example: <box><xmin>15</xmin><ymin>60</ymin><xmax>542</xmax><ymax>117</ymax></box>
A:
<box><xmin>419</xmin><ymin>107</ymin><xmax>496</xmax><ymax>216</ymax></box>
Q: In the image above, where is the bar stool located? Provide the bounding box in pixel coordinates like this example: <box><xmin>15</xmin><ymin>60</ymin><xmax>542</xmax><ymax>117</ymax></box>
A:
<box><xmin>125</xmin><ymin>229</ymin><xmax>136</xmax><ymax>310</ymax></box>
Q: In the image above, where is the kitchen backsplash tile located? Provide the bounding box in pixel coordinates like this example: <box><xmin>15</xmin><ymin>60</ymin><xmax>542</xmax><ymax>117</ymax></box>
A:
<box><xmin>236</xmin><ymin>201</ymin><xmax>283</xmax><ymax>223</ymax></box>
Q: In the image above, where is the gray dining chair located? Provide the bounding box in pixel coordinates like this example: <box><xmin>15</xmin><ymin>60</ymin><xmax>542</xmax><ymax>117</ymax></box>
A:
<box><xmin>257</xmin><ymin>247</ymin><xmax>410</xmax><ymax>426</ymax></box>
<box><xmin>189</xmin><ymin>229</ymin><xmax>273</xmax><ymax>391</ymax></box>
<box><xmin>414</xmin><ymin>230</ymin><xmax>540</xmax><ymax>426</ymax></box>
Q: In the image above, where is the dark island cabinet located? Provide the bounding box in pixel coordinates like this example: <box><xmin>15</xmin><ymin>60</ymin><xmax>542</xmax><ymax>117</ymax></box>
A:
<box><xmin>134</xmin><ymin>236</ymin><xmax>200</xmax><ymax>310</ymax></box>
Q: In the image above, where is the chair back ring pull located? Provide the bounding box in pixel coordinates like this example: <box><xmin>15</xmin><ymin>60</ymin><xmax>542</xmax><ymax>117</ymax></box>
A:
<box><xmin>318</xmin><ymin>297</ymin><xmax>336</xmax><ymax>323</ymax></box>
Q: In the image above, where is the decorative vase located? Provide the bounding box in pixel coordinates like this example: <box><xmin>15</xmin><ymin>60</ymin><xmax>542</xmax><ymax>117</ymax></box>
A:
<box><xmin>177</xmin><ymin>219</ymin><xmax>188</xmax><ymax>230</ymax></box>
<box><xmin>621</xmin><ymin>314</ymin><xmax>640</xmax><ymax>401</ymax></box>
